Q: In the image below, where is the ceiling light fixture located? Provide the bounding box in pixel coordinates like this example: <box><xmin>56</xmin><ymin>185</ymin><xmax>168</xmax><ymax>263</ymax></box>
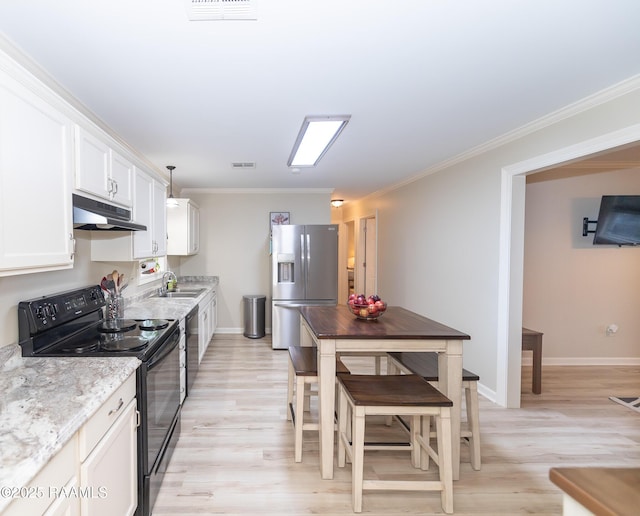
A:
<box><xmin>287</xmin><ymin>115</ymin><xmax>351</xmax><ymax>167</ymax></box>
<box><xmin>166</xmin><ymin>166</ymin><xmax>179</xmax><ymax>207</ymax></box>
<box><xmin>330</xmin><ymin>199</ymin><xmax>344</xmax><ymax>208</ymax></box>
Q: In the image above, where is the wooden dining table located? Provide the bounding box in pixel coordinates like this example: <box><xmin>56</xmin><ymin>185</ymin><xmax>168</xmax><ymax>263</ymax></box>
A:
<box><xmin>299</xmin><ymin>305</ymin><xmax>471</xmax><ymax>480</ymax></box>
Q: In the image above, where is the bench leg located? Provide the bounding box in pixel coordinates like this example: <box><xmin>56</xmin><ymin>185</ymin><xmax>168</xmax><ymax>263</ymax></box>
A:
<box><xmin>294</xmin><ymin>376</ymin><xmax>305</xmax><ymax>462</ymax></box>
<box><xmin>352</xmin><ymin>408</ymin><xmax>366</xmax><ymax>513</ymax></box>
<box><xmin>465</xmin><ymin>382</ymin><xmax>481</xmax><ymax>470</ymax></box>
<box><xmin>436</xmin><ymin>408</ymin><xmax>454</xmax><ymax>514</ymax></box>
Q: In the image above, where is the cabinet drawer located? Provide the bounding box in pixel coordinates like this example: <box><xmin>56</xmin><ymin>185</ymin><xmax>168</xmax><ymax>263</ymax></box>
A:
<box><xmin>79</xmin><ymin>373</ymin><xmax>136</xmax><ymax>460</ymax></box>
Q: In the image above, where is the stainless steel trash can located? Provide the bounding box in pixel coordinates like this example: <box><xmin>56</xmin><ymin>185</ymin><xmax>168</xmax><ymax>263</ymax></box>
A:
<box><xmin>243</xmin><ymin>295</ymin><xmax>266</xmax><ymax>339</ymax></box>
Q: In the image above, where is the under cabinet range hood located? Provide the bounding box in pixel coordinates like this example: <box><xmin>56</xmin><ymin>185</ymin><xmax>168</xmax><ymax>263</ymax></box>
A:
<box><xmin>72</xmin><ymin>194</ymin><xmax>147</xmax><ymax>231</ymax></box>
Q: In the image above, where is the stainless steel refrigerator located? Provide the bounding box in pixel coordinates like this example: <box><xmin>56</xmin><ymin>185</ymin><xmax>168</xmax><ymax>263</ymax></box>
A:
<box><xmin>271</xmin><ymin>224</ymin><xmax>338</xmax><ymax>349</ymax></box>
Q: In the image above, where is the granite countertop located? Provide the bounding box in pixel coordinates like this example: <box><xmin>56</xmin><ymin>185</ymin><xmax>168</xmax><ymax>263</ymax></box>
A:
<box><xmin>0</xmin><ymin>345</ymin><xmax>139</xmax><ymax>511</ymax></box>
<box><xmin>124</xmin><ymin>276</ymin><xmax>218</xmax><ymax>320</ymax></box>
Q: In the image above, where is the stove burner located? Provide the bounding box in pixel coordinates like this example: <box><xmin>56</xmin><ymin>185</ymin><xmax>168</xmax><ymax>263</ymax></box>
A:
<box><xmin>100</xmin><ymin>334</ymin><xmax>150</xmax><ymax>351</ymax></box>
<box><xmin>59</xmin><ymin>342</ymin><xmax>101</xmax><ymax>354</ymax></box>
<box><xmin>138</xmin><ymin>319</ymin><xmax>170</xmax><ymax>331</ymax></box>
<box><xmin>98</xmin><ymin>319</ymin><xmax>138</xmax><ymax>333</ymax></box>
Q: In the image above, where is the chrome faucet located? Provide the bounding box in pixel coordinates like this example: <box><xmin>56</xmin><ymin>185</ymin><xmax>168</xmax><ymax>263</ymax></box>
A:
<box><xmin>161</xmin><ymin>271</ymin><xmax>178</xmax><ymax>295</ymax></box>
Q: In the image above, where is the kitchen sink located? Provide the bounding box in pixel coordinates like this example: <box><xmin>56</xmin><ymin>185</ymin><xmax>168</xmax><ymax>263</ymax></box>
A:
<box><xmin>154</xmin><ymin>288</ymin><xmax>206</xmax><ymax>298</ymax></box>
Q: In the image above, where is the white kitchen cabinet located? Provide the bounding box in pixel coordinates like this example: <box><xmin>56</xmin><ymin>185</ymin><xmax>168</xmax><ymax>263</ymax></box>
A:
<box><xmin>0</xmin><ymin>67</ymin><xmax>75</xmax><ymax>277</ymax></box>
<box><xmin>78</xmin><ymin>372</ymin><xmax>137</xmax><ymax>516</ymax></box>
<box><xmin>166</xmin><ymin>198</ymin><xmax>199</xmax><ymax>256</ymax></box>
<box><xmin>3</xmin><ymin>374</ymin><xmax>137</xmax><ymax>516</ymax></box>
<box><xmin>179</xmin><ymin>318</ymin><xmax>187</xmax><ymax>404</ymax></box>
<box><xmin>3</xmin><ymin>437</ymin><xmax>80</xmax><ymax>516</ymax></box>
<box><xmin>108</xmin><ymin>149</ymin><xmax>134</xmax><ymax>207</ymax></box>
<box><xmin>75</xmin><ymin>126</ymin><xmax>133</xmax><ymax>207</ymax></box>
<box><xmin>198</xmin><ymin>292</ymin><xmax>212</xmax><ymax>363</ymax></box>
<box><xmin>131</xmin><ymin>168</ymin><xmax>167</xmax><ymax>258</ymax></box>
<box><xmin>90</xmin><ymin>167</ymin><xmax>167</xmax><ymax>261</ymax></box>
<box><xmin>211</xmin><ymin>291</ymin><xmax>217</xmax><ymax>336</ymax></box>
<box><xmin>198</xmin><ymin>291</ymin><xmax>217</xmax><ymax>363</ymax></box>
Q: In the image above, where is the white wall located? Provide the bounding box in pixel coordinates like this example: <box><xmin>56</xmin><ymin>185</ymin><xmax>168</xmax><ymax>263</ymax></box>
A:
<box><xmin>176</xmin><ymin>190</ymin><xmax>332</xmax><ymax>333</ymax></box>
<box><xmin>343</xmin><ymin>83</ymin><xmax>640</xmax><ymax>406</ymax></box>
<box><xmin>523</xmin><ymin>168</ymin><xmax>640</xmax><ymax>363</ymax></box>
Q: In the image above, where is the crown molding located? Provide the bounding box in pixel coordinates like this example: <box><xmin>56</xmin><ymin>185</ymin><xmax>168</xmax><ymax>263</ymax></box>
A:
<box><xmin>361</xmin><ymin>74</ymin><xmax>640</xmax><ymax>203</ymax></box>
<box><xmin>180</xmin><ymin>187</ymin><xmax>334</xmax><ymax>195</ymax></box>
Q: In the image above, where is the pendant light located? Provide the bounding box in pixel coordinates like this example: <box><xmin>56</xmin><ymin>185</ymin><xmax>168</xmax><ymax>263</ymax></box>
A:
<box><xmin>166</xmin><ymin>165</ymin><xmax>179</xmax><ymax>207</ymax></box>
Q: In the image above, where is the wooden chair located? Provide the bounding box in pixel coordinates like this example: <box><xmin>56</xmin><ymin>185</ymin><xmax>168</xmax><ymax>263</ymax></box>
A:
<box><xmin>286</xmin><ymin>346</ymin><xmax>350</xmax><ymax>462</ymax></box>
<box><xmin>387</xmin><ymin>351</ymin><xmax>481</xmax><ymax>470</ymax></box>
<box><xmin>337</xmin><ymin>374</ymin><xmax>454</xmax><ymax>514</ymax></box>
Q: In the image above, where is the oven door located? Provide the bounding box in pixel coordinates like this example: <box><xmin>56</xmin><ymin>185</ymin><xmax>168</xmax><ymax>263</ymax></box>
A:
<box><xmin>139</xmin><ymin>325</ymin><xmax>181</xmax><ymax>475</ymax></box>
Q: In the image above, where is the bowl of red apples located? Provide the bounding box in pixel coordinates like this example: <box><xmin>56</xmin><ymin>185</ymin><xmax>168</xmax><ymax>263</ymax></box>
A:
<box><xmin>347</xmin><ymin>293</ymin><xmax>387</xmax><ymax>320</ymax></box>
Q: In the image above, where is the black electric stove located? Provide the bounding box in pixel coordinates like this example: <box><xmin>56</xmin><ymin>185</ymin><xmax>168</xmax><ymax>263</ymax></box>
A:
<box><xmin>18</xmin><ymin>285</ymin><xmax>182</xmax><ymax>516</ymax></box>
<box><xmin>18</xmin><ymin>285</ymin><xmax>178</xmax><ymax>360</ymax></box>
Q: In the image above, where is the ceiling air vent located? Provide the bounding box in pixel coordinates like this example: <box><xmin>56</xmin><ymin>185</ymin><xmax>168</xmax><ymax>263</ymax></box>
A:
<box><xmin>185</xmin><ymin>0</ymin><xmax>257</xmax><ymax>21</ymax></box>
<box><xmin>231</xmin><ymin>162</ymin><xmax>256</xmax><ymax>169</ymax></box>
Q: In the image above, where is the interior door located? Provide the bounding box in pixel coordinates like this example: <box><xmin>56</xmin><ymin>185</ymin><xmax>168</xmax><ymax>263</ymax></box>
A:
<box><xmin>361</xmin><ymin>215</ymin><xmax>377</xmax><ymax>297</ymax></box>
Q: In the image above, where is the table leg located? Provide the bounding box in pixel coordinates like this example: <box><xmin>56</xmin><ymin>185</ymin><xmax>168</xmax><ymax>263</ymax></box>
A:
<box><xmin>531</xmin><ymin>336</ymin><xmax>542</xmax><ymax>394</ymax></box>
<box><xmin>438</xmin><ymin>342</ymin><xmax>463</xmax><ymax>481</ymax></box>
<box><xmin>317</xmin><ymin>340</ymin><xmax>337</xmax><ymax>479</ymax></box>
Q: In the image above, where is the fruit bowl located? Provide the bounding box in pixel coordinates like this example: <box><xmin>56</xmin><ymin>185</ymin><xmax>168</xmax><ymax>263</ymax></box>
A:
<box><xmin>347</xmin><ymin>295</ymin><xmax>387</xmax><ymax>320</ymax></box>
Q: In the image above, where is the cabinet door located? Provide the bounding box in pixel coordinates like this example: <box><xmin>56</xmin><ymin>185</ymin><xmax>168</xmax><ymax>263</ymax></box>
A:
<box><xmin>0</xmin><ymin>71</ymin><xmax>74</xmax><ymax>275</ymax></box>
<box><xmin>75</xmin><ymin>126</ymin><xmax>110</xmax><ymax>199</ymax></box>
<box><xmin>198</xmin><ymin>306</ymin><xmax>208</xmax><ymax>363</ymax></box>
<box><xmin>109</xmin><ymin>150</ymin><xmax>133</xmax><ymax>207</ymax></box>
<box><xmin>189</xmin><ymin>202</ymin><xmax>200</xmax><ymax>254</ymax></box>
<box><xmin>152</xmin><ymin>178</ymin><xmax>167</xmax><ymax>256</ymax></box>
<box><xmin>80</xmin><ymin>398</ymin><xmax>138</xmax><ymax>516</ymax></box>
<box><xmin>133</xmin><ymin>168</ymin><xmax>154</xmax><ymax>258</ymax></box>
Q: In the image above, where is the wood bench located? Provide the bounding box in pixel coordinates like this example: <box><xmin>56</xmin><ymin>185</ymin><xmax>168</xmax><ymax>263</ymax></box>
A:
<box><xmin>287</xmin><ymin>346</ymin><xmax>350</xmax><ymax>462</ymax></box>
<box><xmin>387</xmin><ymin>351</ymin><xmax>481</xmax><ymax>470</ymax></box>
<box><xmin>337</xmin><ymin>374</ymin><xmax>454</xmax><ymax>514</ymax></box>
<box><xmin>522</xmin><ymin>327</ymin><xmax>543</xmax><ymax>394</ymax></box>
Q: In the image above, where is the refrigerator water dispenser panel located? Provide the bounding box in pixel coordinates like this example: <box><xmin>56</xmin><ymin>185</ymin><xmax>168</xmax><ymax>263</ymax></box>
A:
<box><xmin>277</xmin><ymin>253</ymin><xmax>295</xmax><ymax>283</ymax></box>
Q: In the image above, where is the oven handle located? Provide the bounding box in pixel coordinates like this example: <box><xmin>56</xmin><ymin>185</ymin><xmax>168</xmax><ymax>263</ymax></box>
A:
<box><xmin>146</xmin><ymin>326</ymin><xmax>181</xmax><ymax>370</ymax></box>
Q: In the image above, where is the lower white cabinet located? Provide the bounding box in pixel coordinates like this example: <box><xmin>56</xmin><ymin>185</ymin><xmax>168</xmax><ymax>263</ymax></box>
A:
<box><xmin>4</xmin><ymin>374</ymin><xmax>138</xmax><ymax>516</ymax></box>
<box><xmin>198</xmin><ymin>291</ymin><xmax>217</xmax><ymax>363</ymax></box>
<box><xmin>79</xmin><ymin>399</ymin><xmax>137</xmax><ymax>516</ymax></box>
<box><xmin>4</xmin><ymin>437</ymin><xmax>79</xmax><ymax>516</ymax></box>
<box><xmin>179</xmin><ymin>318</ymin><xmax>187</xmax><ymax>404</ymax></box>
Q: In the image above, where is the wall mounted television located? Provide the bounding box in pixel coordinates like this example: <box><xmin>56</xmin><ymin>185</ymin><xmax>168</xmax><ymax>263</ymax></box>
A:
<box><xmin>593</xmin><ymin>195</ymin><xmax>640</xmax><ymax>246</ymax></box>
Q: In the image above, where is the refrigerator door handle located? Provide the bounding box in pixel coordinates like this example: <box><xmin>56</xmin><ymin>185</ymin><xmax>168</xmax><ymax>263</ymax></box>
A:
<box><xmin>273</xmin><ymin>303</ymin><xmax>307</xmax><ymax>308</ymax></box>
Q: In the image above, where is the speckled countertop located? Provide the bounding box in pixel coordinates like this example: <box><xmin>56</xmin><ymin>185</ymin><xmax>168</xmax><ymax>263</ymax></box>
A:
<box><xmin>123</xmin><ymin>276</ymin><xmax>218</xmax><ymax>320</ymax></box>
<box><xmin>0</xmin><ymin>275</ymin><xmax>218</xmax><ymax>511</ymax></box>
<box><xmin>0</xmin><ymin>345</ymin><xmax>139</xmax><ymax>511</ymax></box>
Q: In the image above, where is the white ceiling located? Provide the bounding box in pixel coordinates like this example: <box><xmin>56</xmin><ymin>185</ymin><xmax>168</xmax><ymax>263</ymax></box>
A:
<box><xmin>1</xmin><ymin>1</ymin><xmax>640</xmax><ymax>203</ymax></box>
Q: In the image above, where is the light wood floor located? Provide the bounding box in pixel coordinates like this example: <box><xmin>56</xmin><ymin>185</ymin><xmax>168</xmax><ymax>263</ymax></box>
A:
<box><xmin>153</xmin><ymin>335</ymin><xmax>640</xmax><ymax>515</ymax></box>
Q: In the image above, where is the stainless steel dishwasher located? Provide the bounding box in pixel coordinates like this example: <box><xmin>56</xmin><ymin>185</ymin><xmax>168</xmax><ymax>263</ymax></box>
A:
<box><xmin>185</xmin><ymin>305</ymin><xmax>199</xmax><ymax>395</ymax></box>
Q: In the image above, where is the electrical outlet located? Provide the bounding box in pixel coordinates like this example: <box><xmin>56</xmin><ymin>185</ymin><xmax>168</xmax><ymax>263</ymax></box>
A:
<box><xmin>606</xmin><ymin>324</ymin><xmax>619</xmax><ymax>336</ymax></box>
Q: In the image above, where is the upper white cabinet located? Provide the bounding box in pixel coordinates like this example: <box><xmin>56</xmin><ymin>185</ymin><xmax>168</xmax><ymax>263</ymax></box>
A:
<box><xmin>90</xmin><ymin>167</ymin><xmax>167</xmax><ymax>261</ymax></box>
<box><xmin>0</xmin><ymin>68</ymin><xmax>75</xmax><ymax>276</ymax></box>
<box><xmin>167</xmin><ymin>198</ymin><xmax>200</xmax><ymax>256</ymax></box>
<box><xmin>133</xmin><ymin>169</ymin><xmax>167</xmax><ymax>258</ymax></box>
<box><xmin>75</xmin><ymin>126</ymin><xmax>133</xmax><ymax>207</ymax></box>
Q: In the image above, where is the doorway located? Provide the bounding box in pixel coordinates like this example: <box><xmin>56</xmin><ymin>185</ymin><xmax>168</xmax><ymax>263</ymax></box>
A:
<box><xmin>499</xmin><ymin>126</ymin><xmax>640</xmax><ymax>408</ymax></box>
<box><xmin>343</xmin><ymin>214</ymin><xmax>378</xmax><ymax>298</ymax></box>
